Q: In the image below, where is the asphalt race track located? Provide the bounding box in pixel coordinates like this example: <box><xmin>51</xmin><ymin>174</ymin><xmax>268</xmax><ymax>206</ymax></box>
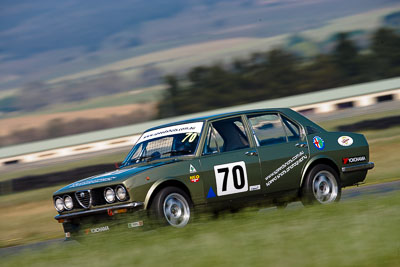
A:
<box><xmin>1</xmin><ymin>179</ymin><xmax>399</xmax><ymax>258</ymax></box>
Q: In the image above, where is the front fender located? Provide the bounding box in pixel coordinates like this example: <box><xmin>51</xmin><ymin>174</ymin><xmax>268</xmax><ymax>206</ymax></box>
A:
<box><xmin>143</xmin><ymin>177</ymin><xmax>188</xmax><ymax>209</ymax></box>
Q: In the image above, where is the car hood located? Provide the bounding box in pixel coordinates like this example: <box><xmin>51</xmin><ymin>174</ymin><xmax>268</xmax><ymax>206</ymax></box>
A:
<box><xmin>55</xmin><ymin>161</ymin><xmax>174</xmax><ymax>194</ymax></box>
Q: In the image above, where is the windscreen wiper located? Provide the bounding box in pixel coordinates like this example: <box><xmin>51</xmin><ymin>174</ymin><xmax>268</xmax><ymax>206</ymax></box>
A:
<box><xmin>132</xmin><ymin>154</ymin><xmax>156</xmax><ymax>163</ymax></box>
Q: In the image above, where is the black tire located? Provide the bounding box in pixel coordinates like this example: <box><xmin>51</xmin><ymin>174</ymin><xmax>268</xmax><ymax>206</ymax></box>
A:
<box><xmin>150</xmin><ymin>186</ymin><xmax>192</xmax><ymax>228</ymax></box>
<box><xmin>301</xmin><ymin>164</ymin><xmax>341</xmax><ymax>205</ymax></box>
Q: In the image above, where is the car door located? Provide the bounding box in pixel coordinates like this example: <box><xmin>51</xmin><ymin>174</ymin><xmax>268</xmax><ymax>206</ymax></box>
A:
<box><xmin>199</xmin><ymin>116</ymin><xmax>262</xmax><ymax>204</ymax></box>
<box><xmin>246</xmin><ymin>112</ymin><xmax>309</xmax><ymax>194</ymax></box>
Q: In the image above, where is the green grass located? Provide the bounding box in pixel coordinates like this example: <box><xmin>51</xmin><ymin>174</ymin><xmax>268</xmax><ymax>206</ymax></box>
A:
<box><xmin>0</xmin><ymin>185</ymin><xmax>67</xmax><ymax>208</ymax></box>
<box><xmin>363</xmin><ymin>128</ymin><xmax>400</xmax><ymax>183</ymax></box>
<box><xmin>0</xmin><ymin>185</ymin><xmax>65</xmax><ymax>248</ymax></box>
<box><xmin>2</xmin><ymin>192</ymin><xmax>399</xmax><ymax>266</ymax></box>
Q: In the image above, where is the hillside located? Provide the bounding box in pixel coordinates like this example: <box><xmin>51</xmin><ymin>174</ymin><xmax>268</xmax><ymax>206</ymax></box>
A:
<box><xmin>1</xmin><ymin>0</ymin><xmax>399</xmax><ymax>92</ymax></box>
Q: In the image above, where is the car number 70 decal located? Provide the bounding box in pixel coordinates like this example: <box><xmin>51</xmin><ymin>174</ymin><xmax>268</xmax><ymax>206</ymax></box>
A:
<box><xmin>214</xmin><ymin>161</ymin><xmax>248</xmax><ymax>196</ymax></box>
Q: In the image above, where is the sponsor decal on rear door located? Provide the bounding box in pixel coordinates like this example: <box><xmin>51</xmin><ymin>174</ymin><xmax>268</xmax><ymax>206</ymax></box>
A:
<box><xmin>265</xmin><ymin>151</ymin><xmax>308</xmax><ymax>187</ymax></box>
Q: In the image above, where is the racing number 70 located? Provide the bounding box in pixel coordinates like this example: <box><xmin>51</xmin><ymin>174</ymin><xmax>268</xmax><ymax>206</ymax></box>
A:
<box><xmin>217</xmin><ymin>165</ymin><xmax>245</xmax><ymax>191</ymax></box>
<box><xmin>214</xmin><ymin>161</ymin><xmax>248</xmax><ymax>196</ymax></box>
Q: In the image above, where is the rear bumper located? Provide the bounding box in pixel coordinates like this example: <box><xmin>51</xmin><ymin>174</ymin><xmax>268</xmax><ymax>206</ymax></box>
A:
<box><xmin>342</xmin><ymin>162</ymin><xmax>374</xmax><ymax>173</ymax></box>
<box><xmin>54</xmin><ymin>202</ymin><xmax>144</xmax><ymax>220</ymax></box>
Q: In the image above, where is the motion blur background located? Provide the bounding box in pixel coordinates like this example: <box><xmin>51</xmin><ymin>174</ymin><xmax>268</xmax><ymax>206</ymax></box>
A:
<box><xmin>1</xmin><ymin>0</ymin><xmax>400</xmax><ymax>265</ymax></box>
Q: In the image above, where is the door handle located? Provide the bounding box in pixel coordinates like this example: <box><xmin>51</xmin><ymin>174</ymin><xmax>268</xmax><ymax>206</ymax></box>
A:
<box><xmin>245</xmin><ymin>150</ymin><xmax>258</xmax><ymax>156</ymax></box>
<box><xmin>295</xmin><ymin>142</ymin><xmax>308</xmax><ymax>148</ymax></box>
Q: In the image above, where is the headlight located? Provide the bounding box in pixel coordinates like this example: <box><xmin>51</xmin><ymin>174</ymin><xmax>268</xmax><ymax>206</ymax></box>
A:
<box><xmin>116</xmin><ymin>185</ymin><xmax>127</xmax><ymax>201</ymax></box>
<box><xmin>55</xmin><ymin>197</ymin><xmax>65</xmax><ymax>212</ymax></box>
<box><xmin>104</xmin><ymin>187</ymin><xmax>115</xmax><ymax>203</ymax></box>
<box><xmin>64</xmin><ymin>195</ymin><xmax>74</xmax><ymax>210</ymax></box>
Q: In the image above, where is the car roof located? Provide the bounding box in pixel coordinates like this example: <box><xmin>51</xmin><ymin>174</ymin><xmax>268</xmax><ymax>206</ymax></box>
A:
<box><xmin>146</xmin><ymin>108</ymin><xmax>293</xmax><ymax>132</ymax></box>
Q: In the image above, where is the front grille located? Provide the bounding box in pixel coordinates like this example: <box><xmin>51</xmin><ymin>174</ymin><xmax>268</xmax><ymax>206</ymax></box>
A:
<box><xmin>75</xmin><ymin>190</ymin><xmax>92</xmax><ymax>209</ymax></box>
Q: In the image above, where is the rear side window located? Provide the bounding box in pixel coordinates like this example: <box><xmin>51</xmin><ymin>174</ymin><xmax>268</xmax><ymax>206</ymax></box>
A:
<box><xmin>306</xmin><ymin>126</ymin><xmax>320</xmax><ymax>135</ymax></box>
<box><xmin>248</xmin><ymin>114</ymin><xmax>287</xmax><ymax>146</ymax></box>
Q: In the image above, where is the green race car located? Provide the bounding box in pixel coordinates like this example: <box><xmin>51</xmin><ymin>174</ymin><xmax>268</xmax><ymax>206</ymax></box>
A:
<box><xmin>53</xmin><ymin>108</ymin><xmax>374</xmax><ymax>237</ymax></box>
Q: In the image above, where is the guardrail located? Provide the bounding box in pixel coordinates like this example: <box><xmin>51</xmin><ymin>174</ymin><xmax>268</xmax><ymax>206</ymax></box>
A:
<box><xmin>1</xmin><ymin>77</ymin><xmax>400</xmax><ymax>166</ymax></box>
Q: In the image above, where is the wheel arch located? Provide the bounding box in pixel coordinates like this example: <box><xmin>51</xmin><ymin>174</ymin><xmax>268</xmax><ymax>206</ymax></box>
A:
<box><xmin>144</xmin><ymin>178</ymin><xmax>192</xmax><ymax>210</ymax></box>
<box><xmin>300</xmin><ymin>156</ymin><xmax>340</xmax><ymax>188</ymax></box>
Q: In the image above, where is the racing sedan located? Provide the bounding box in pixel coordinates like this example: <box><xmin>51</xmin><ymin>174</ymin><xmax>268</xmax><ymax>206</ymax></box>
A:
<box><xmin>53</xmin><ymin>108</ymin><xmax>374</xmax><ymax>238</ymax></box>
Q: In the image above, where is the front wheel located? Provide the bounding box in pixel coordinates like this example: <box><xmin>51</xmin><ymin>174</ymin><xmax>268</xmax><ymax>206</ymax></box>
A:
<box><xmin>151</xmin><ymin>187</ymin><xmax>192</xmax><ymax>228</ymax></box>
<box><xmin>301</xmin><ymin>164</ymin><xmax>341</xmax><ymax>205</ymax></box>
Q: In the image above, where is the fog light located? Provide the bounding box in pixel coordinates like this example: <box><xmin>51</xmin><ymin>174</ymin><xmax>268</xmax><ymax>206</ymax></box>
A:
<box><xmin>116</xmin><ymin>185</ymin><xmax>127</xmax><ymax>201</ymax></box>
<box><xmin>104</xmin><ymin>187</ymin><xmax>115</xmax><ymax>203</ymax></box>
<box><xmin>114</xmin><ymin>208</ymin><xmax>127</xmax><ymax>214</ymax></box>
<box><xmin>55</xmin><ymin>197</ymin><xmax>65</xmax><ymax>212</ymax></box>
<box><xmin>64</xmin><ymin>195</ymin><xmax>74</xmax><ymax>210</ymax></box>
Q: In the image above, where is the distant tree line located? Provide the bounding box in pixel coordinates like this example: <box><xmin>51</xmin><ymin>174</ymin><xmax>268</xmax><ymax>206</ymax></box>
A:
<box><xmin>158</xmin><ymin>27</ymin><xmax>400</xmax><ymax>118</ymax></box>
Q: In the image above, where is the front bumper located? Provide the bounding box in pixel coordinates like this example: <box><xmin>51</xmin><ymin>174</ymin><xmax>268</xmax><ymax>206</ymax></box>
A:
<box><xmin>342</xmin><ymin>162</ymin><xmax>374</xmax><ymax>173</ymax></box>
<box><xmin>55</xmin><ymin>202</ymin><xmax>146</xmax><ymax>239</ymax></box>
<box><xmin>54</xmin><ymin>202</ymin><xmax>144</xmax><ymax>220</ymax></box>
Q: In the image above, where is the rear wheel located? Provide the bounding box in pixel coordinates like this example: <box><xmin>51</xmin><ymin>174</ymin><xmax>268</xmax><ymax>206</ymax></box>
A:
<box><xmin>151</xmin><ymin>187</ymin><xmax>192</xmax><ymax>228</ymax></box>
<box><xmin>301</xmin><ymin>164</ymin><xmax>341</xmax><ymax>205</ymax></box>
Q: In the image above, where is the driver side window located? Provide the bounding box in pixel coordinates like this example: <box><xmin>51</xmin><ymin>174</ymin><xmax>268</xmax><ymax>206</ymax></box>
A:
<box><xmin>203</xmin><ymin>117</ymin><xmax>249</xmax><ymax>155</ymax></box>
<box><xmin>204</xmin><ymin>126</ymin><xmax>224</xmax><ymax>154</ymax></box>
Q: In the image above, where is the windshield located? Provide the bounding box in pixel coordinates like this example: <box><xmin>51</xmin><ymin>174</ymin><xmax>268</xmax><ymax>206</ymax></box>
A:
<box><xmin>122</xmin><ymin>122</ymin><xmax>204</xmax><ymax>166</ymax></box>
